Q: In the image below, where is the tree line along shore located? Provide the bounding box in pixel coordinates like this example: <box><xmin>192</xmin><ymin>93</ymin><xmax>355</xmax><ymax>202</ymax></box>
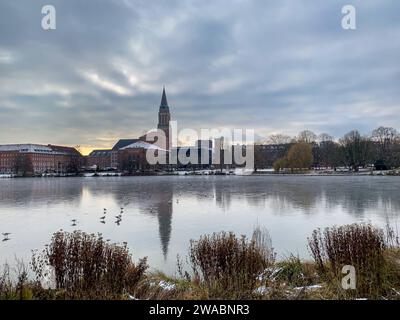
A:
<box><xmin>2</xmin><ymin>127</ymin><xmax>400</xmax><ymax>177</ymax></box>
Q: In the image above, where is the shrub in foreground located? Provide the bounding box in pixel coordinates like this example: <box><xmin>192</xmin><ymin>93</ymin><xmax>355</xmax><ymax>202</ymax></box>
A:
<box><xmin>31</xmin><ymin>230</ymin><xmax>148</xmax><ymax>299</ymax></box>
<box><xmin>308</xmin><ymin>223</ymin><xmax>390</xmax><ymax>298</ymax></box>
<box><xmin>188</xmin><ymin>227</ymin><xmax>275</xmax><ymax>298</ymax></box>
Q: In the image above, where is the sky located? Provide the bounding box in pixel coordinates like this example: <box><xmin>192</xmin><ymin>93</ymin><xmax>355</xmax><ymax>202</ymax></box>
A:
<box><xmin>0</xmin><ymin>0</ymin><xmax>399</xmax><ymax>154</ymax></box>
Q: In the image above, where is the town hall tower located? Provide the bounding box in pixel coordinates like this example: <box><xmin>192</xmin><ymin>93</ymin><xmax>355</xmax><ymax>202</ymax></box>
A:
<box><xmin>157</xmin><ymin>87</ymin><xmax>171</xmax><ymax>151</ymax></box>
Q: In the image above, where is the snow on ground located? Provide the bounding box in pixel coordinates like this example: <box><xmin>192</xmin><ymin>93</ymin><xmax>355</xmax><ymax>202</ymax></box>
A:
<box><xmin>293</xmin><ymin>284</ymin><xmax>323</xmax><ymax>291</ymax></box>
<box><xmin>158</xmin><ymin>280</ymin><xmax>176</xmax><ymax>291</ymax></box>
<box><xmin>83</xmin><ymin>172</ymin><xmax>121</xmax><ymax>177</ymax></box>
<box><xmin>149</xmin><ymin>280</ymin><xmax>176</xmax><ymax>291</ymax></box>
<box><xmin>254</xmin><ymin>286</ymin><xmax>271</xmax><ymax>295</ymax></box>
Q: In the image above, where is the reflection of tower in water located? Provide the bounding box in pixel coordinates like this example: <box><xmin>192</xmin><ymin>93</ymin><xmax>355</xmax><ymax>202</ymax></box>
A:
<box><xmin>154</xmin><ymin>191</ymin><xmax>173</xmax><ymax>259</ymax></box>
<box><xmin>214</xmin><ymin>181</ymin><xmax>232</xmax><ymax>210</ymax></box>
<box><xmin>106</xmin><ymin>180</ymin><xmax>174</xmax><ymax>259</ymax></box>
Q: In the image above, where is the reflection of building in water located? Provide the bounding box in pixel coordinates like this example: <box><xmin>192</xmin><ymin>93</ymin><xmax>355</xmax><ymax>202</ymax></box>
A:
<box><xmin>0</xmin><ymin>178</ymin><xmax>83</xmax><ymax>208</ymax></box>
<box><xmin>155</xmin><ymin>193</ymin><xmax>173</xmax><ymax>258</ymax></box>
<box><xmin>214</xmin><ymin>181</ymin><xmax>232</xmax><ymax>210</ymax></box>
<box><xmin>142</xmin><ymin>184</ymin><xmax>174</xmax><ymax>259</ymax></box>
<box><xmin>109</xmin><ymin>180</ymin><xmax>174</xmax><ymax>258</ymax></box>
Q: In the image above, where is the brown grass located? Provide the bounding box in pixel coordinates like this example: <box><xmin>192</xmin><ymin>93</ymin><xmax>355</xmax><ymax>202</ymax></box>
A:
<box><xmin>31</xmin><ymin>230</ymin><xmax>148</xmax><ymax>299</ymax></box>
<box><xmin>308</xmin><ymin>223</ymin><xmax>391</xmax><ymax>298</ymax></box>
<box><xmin>186</xmin><ymin>227</ymin><xmax>275</xmax><ymax>299</ymax></box>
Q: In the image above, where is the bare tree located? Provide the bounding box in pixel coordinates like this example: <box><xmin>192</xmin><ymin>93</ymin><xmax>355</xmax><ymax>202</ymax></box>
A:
<box><xmin>339</xmin><ymin>130</ymin><xmax>371</xmax><ymax>172</ymax></box>
<box><xmin>297</xmin><ymin>130</ymin><xmax>317</xmax><ymax>144</ymax></box>
<box><xmin>372</xmin><ymin>127</ymin><xmax>399</xmax><ymax>146</ymax></box>
<box><xmin>371</xmin><ymin>127</ymin><xmax>400</xmax><ymax>168</ymax></box>
<box><xmin>318</xmin><ymin>133</ymin><xmax>334</xmax><ymax>143</ymax></box>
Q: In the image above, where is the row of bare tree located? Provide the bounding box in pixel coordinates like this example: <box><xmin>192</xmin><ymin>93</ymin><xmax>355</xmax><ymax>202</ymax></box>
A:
<box><xmin>260</xmin><ymin>127</ymin><xmax>400</xmax><ymax>171</ymax></box>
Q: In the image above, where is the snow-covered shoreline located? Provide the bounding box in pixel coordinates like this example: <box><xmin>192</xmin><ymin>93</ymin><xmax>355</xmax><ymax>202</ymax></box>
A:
<box><xmin>1</xmin><ymin>169</ymin><xmax>399</xmax><ymax>178</ymax></box>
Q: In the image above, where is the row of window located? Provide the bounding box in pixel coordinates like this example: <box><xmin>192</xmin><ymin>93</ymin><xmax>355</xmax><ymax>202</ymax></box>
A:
<box><xmin>0</xmin><ymin>160</ymin><xmax>15</xmax><ymax>166</ymax></box>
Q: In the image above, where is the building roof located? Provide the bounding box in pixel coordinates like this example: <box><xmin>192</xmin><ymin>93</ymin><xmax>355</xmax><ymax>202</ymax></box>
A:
<box><xmin>0</xmin><ymin>144</ymin><xmax>83</xmax><ymax>156</ymax></box>
<box><xmin>48</xmin><ymin>145</ymin><xmax>82</xmax><ymax>156</ymax></box>
<box><xmin>112</xmin><ymin>139</ymin><xmax>140</xmax><ymax>150</ymax></box>
<box><xmin>121</xmin><ymin>141</ymin><xmax>167</xmax><ymax>151</ymax></box>
<box><xmin>0</xmin><ymin>144</ymin><xmax>61</xmax><ymax>154</ymax></box>
<box><xmin>160</xmin><ymin>86</ymin><xmax>169</xmax><ymax>110</ymax></box>
<box><xmin>89</xmin><ymin>149</ymin><xmax>112</xmax><ymax>156</ymax></box>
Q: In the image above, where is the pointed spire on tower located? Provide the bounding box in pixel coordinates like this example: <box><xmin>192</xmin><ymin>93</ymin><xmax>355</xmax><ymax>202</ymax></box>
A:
<box><xmin>160</xmin><ymin>86</ymin><xmax>169</xmax><ymax>108</ymax></box>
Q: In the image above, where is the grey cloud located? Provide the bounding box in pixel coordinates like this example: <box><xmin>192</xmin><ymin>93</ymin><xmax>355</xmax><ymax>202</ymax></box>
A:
<box><xmin>0</xmin><ymin>0</ymin><xmax>400</xmax><ymax>151</ymax></box>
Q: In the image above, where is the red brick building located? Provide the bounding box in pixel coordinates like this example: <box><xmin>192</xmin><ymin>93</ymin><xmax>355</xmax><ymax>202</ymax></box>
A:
<box><xmin>86</xmin><ymin>150</ymin><xmax>113</xmax><ymax>170</ymax></box>
<box><xmin>118</xmin><ymin>141</ymin><xmax>167</xmax><ymax>172</ymax></box>
<box><xmin>117</xmin><ymin>148</ymin><xmax>148</xmax><ymax>172</ymax></box>
<box><xmin>0</xmin><ymin>144</ymin><xmax>82</xmax><ymax>175</ymax></box>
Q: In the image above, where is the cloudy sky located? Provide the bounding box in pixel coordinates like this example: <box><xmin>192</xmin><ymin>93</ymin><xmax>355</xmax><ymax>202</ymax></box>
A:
<box><xmin>0</xmin><ymin>0</ymin><xmax>399</xmax><ymax>154</ymax></box>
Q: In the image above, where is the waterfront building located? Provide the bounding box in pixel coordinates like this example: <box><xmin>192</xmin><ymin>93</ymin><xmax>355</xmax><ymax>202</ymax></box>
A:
<box><xmin>88</xmin><ymin>88</ymin><xmax>172</xmax><ymax>172</ymax></box>
<box><xmin>0</xmin><ymin>144</ymin><xmax>82</xmax><ymax>175</ymax></box>
<box><xmin>86</xmin><ymin>149</ymin><xmax>113</xmax><ymax>170</ymax></box>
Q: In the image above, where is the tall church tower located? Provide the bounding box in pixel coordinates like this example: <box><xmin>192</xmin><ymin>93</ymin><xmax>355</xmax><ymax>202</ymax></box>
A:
<box><xmin>157</xmin><ymin>86</ymin><xmax>171</xmax><ymax>151</ymax></box>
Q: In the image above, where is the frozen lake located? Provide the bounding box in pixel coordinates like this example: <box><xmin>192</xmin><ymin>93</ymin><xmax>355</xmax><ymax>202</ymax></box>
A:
<box><xmin>0</xmin><ymin>176</ymin><xmax>399</xmax><ymax>274</ymax></box>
